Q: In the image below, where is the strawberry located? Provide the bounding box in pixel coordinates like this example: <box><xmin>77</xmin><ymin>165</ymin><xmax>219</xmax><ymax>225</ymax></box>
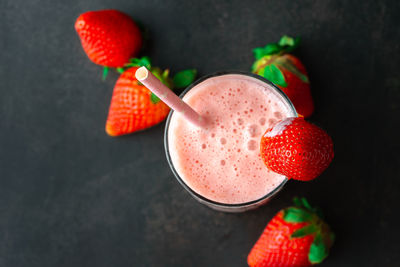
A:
<box><xmin>252</xmin><ymin>35</ymin><xmax>314</xmax><ymax>117</ymax></box>
<box><xmin>260</xmin><ymin>117</ymin><xmax>334</xmax><ymax>181</ymax></box>
<box><xmin>248</xmin><ymin>197</ymin><xmax>334</xmax><ymax>267</ymax></box>
<box><xmin>106</xmin><ymin>57</ymin><xmax>197</xmax><ymax>136</ymax></box>
<box><xmin>75</xmin><ymin>9</ymin><xmax>142</xmax><ymax>68</ymax></box>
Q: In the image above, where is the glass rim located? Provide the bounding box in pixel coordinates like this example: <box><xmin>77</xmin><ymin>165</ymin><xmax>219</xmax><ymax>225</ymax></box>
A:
<box><xmin>164</xmin><ymin>71</ymin><xmax>297</xmax><ymax>208</ymax></box>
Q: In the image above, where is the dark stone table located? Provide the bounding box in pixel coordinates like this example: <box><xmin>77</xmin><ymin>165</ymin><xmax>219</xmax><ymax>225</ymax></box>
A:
<box><xmin>1</xmin><ymin>0</ymin><xmax>399</xmax><ymax>266</ymax></box>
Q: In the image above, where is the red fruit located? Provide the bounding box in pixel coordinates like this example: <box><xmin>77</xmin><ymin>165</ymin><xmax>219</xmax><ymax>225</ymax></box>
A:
<box><xmin>252</xmin><ymin>36</ymin><xmax>314</xmax><ymax>117</ymax></box>
<box><xmin>106</xmin><ymin>67</ymin><xmax>170</xmax><ymax>136</ymax></box>
<box><xmin>105</xmin><ymin>57</ymin><xmax>197</xmax><ymax>136</ymax></box>
<box><xmin>278</xmin><ymin>54</ymin><xmax>314</xmax><ymax>118</ymax></box>
<box><xmin>75</xmin><ymin>10</ymin><xmax>142</xmax><ymax>67</ymax></box>
<box><xmin>248</xmin><ymin>198</ymin><xmax>334</xmax><ymax>267</ymax></box>
<box><xmin>260</xmin><ymin>117</ymin><xmax>334</xmax><ymax>181</ymax></box>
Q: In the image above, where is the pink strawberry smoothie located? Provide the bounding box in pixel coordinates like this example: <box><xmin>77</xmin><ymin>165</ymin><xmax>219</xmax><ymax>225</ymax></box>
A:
<box><xmin>167</xmin><ymin>74</ymin><xmax>297</xmax><ymax>204</ymax></box>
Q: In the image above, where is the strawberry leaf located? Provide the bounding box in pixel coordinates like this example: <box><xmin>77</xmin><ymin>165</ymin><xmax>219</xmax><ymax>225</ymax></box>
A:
<box><xmin>151</xmin><ymin>67</ymin><xmax>164</xmax><ymax>83</ymax></box>
<box><xmin>291</xmin><ymin>224</ymin><xmax>317</xmax><ymax>238</ymax></box>
<box><xmin>253</xmin><ymin>44</ymin><xmax>282</xmax><ymax>59</ymax></box>
<box><xmin>263</xmin><ymin>64</ymin><xmax>287</xmax><ymax>87</ymax></box>
<box><xmin>301</xmin><ymin>198</ymin><xmax>312</xmax><ymax>210</ymax></box>
<box><xmin>253</xmin><ymin>35</ymin><xmax>300</xmax><ymax>60</ymax></box>
<box><xmin>102</xmin><ymin>66</ymin><xmax>109</xmax><ymax>81</ymax></box>
<box><xmin>253</xmin><ymin>47</ymin><xmax>267</xmax><ymax>60</ymax></box>
<box><xmin>279</xmin><ymin>35</ymin><xmax>299</xmax><ymax>47</ymax></box>
<box><xmin>264</xmin><ymin>44</ymin><xmax>281</xmax><ymax>55</ymax></box>
<box><xmin>308</xmin><ymin>233</ymin><xmax>329</xmax><ymax>264</ymax></box>
<box><xmin>293</xmin><ymin>197</ymin><xmax>303</xmax><ymax>207</ymax></box>
<box><xmin>173</xmin><ymin>69</ymin><xmax>197</xmax><ymax>89</ymax></box>
<box><xmin>151</xmin><ymin>67</ymin><xmax>173</xmax><ymax>88</ymax></box>
<box><xmin>275</xmin><ymin>58</ymin><xmax>309</xmax><ymax>83</ymax></box>
<box><xmin>126</xmin><ymin>56</ymin><xmax>152</xmax><ymax>69</ymax></box>
<box><xmin>251</xmin><ymin>60</ymin><xmax>260</xmax><ymax>72</ymax></box>
<box><xmin>150</xmin><ymin>92</ymin><xmax>160</xmax><ymax>104</ymax></box>
<box><xmin>162</xmin><ymin>69</ymin><xmax>170</xmax><ymax>80</ymax></box>
<box><xmin>116</xmin><ymin>67</ymin><xmax>124</xmax><ymax>74</ymax></box>
<box><xmin>139</xmin><ymin>56</ymin><xmax>152</xmax><ymax>68</ymax></box>
<box><xmin>256</xmin><ymin>66</ymin><xmax>265</xmax><ymax>76</ymax></box>
<box><xmin>279</xmin><ymin>35</ymin><xmax>301</xmax><ymax>52</ymax></box>
<box><xmin>283</xmin><ymin>207</ymin><xmax>313</xmax><ymax>223</ymax></box>
<box><xmin>293</xmin><ymin>197</ymin><xmax>314</xmax><ymax>212</ymax></box>
<box><xmin>253</xmin><ymin>44</ymin><xmax>281</xmax><ymax>59</ymax></box>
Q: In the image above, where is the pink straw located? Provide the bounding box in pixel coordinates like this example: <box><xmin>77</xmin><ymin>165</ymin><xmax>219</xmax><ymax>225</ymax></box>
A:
<box><xmin>135</xmin><ymin>66</ymin><xmax>206</xmax><ymax>128</ymax></box>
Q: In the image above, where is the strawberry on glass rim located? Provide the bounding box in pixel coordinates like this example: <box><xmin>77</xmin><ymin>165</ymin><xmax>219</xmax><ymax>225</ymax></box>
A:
<box><xmin>252</xmin><ymin>35</ymin><xmax>314</xmax><ymax>118</ymax></box>
<box><xmin>260</xmin><ymin>117</ymin><xmax>334</xmax><ymax>181</ymax></box>
<box><xmin>105</xmin><ymin>57</ymin><xmax>197</xmax><ymax>136</ymax></box>
<box><xmin>248</xmin><ymin>197</ymin><xmax>335</xmax><ymax>267</ymax></box>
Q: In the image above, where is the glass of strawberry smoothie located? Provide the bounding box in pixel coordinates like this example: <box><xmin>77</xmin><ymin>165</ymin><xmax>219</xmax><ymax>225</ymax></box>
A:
<box><xmin>164</xmin><ymin>72</ymin><xmax>297</xmax><ymax>212</ymax></box>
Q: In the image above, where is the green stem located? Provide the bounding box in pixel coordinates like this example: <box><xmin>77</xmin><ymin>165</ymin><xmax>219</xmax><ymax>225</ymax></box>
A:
<box><xmin>254</xmin><ymin>52</ymin><xmax>285</xmax><ymax>73</ymax></box>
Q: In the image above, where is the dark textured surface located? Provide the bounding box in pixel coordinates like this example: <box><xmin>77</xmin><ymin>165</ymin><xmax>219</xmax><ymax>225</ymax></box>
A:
<box><xmin>1</xmin><ymin>0</ymin><xmax>400</xmax><ymax>266</ymax></box>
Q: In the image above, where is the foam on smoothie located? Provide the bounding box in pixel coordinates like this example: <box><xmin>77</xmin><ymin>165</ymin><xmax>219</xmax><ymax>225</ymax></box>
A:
<box><xmin>168</xmin><ymin>74</ymin><xmax>295</xmax><ymax>204</ymax></box>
